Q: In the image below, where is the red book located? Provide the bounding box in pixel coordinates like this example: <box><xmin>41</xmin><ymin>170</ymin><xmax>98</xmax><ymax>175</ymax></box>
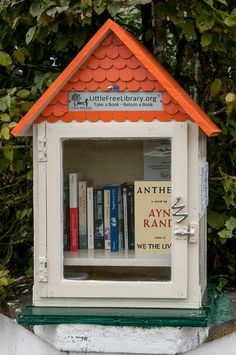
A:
<box><xmin>69</xmin><ymin>173</ymin><xmax>79</xmax><ymax>251</ymax></box>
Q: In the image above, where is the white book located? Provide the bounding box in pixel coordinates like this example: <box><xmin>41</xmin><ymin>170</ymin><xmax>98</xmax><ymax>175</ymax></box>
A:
<box><xmin>87</xmin><ymin>187</ymin><xmax>94</xmax><ymax>249</ymax></box>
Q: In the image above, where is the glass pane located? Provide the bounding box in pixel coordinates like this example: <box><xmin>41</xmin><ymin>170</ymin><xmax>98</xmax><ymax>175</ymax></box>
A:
<box><xmin>62</xmin><ymin>139</ymin><xmax>171</xmax><ymax>282</ymax></box>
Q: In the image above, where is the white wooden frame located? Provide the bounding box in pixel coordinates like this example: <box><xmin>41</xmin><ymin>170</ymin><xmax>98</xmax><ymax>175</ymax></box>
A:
<box><xmin>33</xmin><ymin>120</ymin><xmax>203</xmax><ymax>308</ymax></box>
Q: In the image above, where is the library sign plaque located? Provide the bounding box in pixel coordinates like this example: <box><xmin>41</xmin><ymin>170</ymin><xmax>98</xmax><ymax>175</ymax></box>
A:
<box><xmin>134</xmin><ymin>181</ymin><xmax>171</xmax><ymax>254</ymax></box>
<box><xmin>68</xmin><ymin>91</ymin><xmax>163</xmax><ymax>111</ymax></box>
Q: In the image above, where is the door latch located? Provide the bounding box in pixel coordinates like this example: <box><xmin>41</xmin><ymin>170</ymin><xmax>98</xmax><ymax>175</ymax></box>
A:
<box><xmin>39</xmin><ymin>257</ymin><xmax>48</xmax><ymax>282</ymax></box>
<box><xmin>174</xmin><ymin>223</ymin><xmax>197</xmax><ymax>243</ymax></box>
<box><xmin>38</xmin><ymin>137</ymin><xmax>47</xmax><ymax>162</ymax></box>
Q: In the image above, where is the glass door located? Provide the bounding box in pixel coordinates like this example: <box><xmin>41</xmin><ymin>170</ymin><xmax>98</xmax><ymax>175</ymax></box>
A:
<box><xmin>46</xmin><ymin>121</ymin><xmax>188</xmax><ymax>303</ymax></box>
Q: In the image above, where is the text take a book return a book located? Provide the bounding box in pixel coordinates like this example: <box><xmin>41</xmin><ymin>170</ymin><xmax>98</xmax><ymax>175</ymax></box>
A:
<box><xmin>134</xmin><ymin>181</ymin><xmax>172</xmax><ymax>254</ymax></box>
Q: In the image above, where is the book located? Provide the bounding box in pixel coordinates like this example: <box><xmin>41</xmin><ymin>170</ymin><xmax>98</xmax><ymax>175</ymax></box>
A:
<box><xmin>69</xmin><ymin>173</ymin><xmax>79</xmax><ymax>251</ymax></box>
<box><xmin>122</xmin><ymin>186</ymin><xmax>128</xmax><ymax>250</ymax></box>
<box><xmin>104</xmin><ymin>189</ymin><xmax>111</xmax><ymax>250</ymax></box>
<box><xmin>78</xmin><ymin>181</ymin><xmax>87</xmax><ymax>249</ymax></box>
<box><xmin>87</xmin><ymin>187</ymin><xmax>94</xmax><ymax>249</ymax></box>
<box><xmin>143</xmin><ymin>140</ymin><xmax>171</xmax><ymax>181</ymax></box>
<box><xmin>127</xmin><ymin>183</ymin><xmax>135</xmax><ymax>250</ymax></box>
<box><xmin>63</xmin><ymin>187</ymin><xmax>70</xmax><ymax>251</ymax></box>
<box><xmin>105</xmin><ymin>184</ymin><xmax>123</xmax><ymax>252</ymax></box>
<box><xmin>134</xmin><ymin>181</ymin><xmax>172</xmax><ymax>254</ymax></box>
<box><xmin>93</xmin><ymin>188</ymin><xmax>104</xmax><ymax>249</ymax></box>
<box><xmin>118</xmin><ymin>186</ymin><xmax>124</xmax><ymax>250</ymax></box>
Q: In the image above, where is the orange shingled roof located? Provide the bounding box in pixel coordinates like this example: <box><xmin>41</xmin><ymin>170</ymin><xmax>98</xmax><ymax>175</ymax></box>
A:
<box><xmin>12</xmin><ymin>18</ymin><xmax>221</xmax><ymax>137</ymax></box>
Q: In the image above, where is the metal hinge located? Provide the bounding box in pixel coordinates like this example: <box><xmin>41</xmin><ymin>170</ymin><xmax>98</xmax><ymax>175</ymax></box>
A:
<box><xmin>174</xmin><ymin>223</ymin><xmax>197</xmax><ymax>243</ymax></box>
<box><xmin>39</xmin><ymin>257</ymin><xmax>48</xmax><ymax>282</ymax></box>
<box><xmin>38</xmin><ymin>137</ymin><xmax>47</xmax><ymax>162</ymax></box>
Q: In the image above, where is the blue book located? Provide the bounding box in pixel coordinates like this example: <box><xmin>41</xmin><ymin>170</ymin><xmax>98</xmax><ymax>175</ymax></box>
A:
<box><xmin>105</xmin><ymin>185</ymin><xmax>120</xmax><ymax>252</ymax></box>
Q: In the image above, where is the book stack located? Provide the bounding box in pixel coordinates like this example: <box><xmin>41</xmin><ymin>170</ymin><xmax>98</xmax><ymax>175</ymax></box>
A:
<box><xmin>64</xmin><ymin>174</ymin><xmax>134</xmax><ymax>252</ymax></box>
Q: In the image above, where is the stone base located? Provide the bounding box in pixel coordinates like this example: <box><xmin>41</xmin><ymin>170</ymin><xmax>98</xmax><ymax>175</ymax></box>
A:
<box><xmin>34</xmin><ymin>324</ymin><xmax>209</xmax><ymax>354</ymax></box>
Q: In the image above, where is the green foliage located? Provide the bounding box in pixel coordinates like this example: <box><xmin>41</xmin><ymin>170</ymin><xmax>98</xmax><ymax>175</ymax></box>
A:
<box><xmin>0</xmin><ymin>266</ymin><xmax>15</xmax><ymax>304</ymax></box>
<box><xmin>152</xmin><ymin>0</ymin><xmax>236</xmax><ymax>290</ymax></box>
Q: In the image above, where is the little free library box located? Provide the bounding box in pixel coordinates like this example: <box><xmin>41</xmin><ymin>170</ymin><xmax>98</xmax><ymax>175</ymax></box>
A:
<box><xmin>13</xmin><ymin>19</ymin><xmax>221</xmax><ymax>310</ymax></box>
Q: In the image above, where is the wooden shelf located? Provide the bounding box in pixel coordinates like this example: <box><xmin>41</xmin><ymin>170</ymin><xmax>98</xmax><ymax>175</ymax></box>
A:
<box><xmin>64</xmin><ymin>250</ymin><xmax>171</xmax><ymax>267</ymax></box>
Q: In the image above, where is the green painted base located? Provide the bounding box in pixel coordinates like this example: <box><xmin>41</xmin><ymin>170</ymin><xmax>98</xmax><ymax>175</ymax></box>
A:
<box><xmin>18</xmin><ymin>287</ymin><xmax>216</xmax><ymax>328</ymax></box>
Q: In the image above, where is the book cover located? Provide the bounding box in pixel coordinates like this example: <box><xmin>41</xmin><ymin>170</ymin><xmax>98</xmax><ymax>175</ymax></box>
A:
<box><xmin>78</xmin><ymin>181</ymin><xmax>87</xmax><ymax>249</ymax></box>
<box><xmin>134</xmin><ymin>181</ymin><xmax>172</xmax><ymax>254</ymax></box>
<box><xmin>127</xmin><ymin>183</ymin><xmax>135</xmax><ymax>250</ymax></box>
<box><xmin>94</xmin><ymin>188</ymin><xmax>104</xmax><ymax>249</ymax></box>
<box><xmin>143</xmin><ymin>140</ymin><xmax>171</xmax><ymax>181</ymax></box>
<box><xmin>104</xmin><ymin>189</ymin><xmax>111</xmax><ymax>250</ymax></box>
<box><xmin>87</xmin><ymin>187</ymin><xmax>94</xmax><ymax>249</ymax></box>
<box><xmin>69</xmin><ymin>173</ymin><xmax>79</xmax><ymax>251</ymax></box>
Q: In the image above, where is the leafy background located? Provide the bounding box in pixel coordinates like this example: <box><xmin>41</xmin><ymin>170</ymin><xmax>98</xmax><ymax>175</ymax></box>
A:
<box><xmin>0</xmin><ymin>0</ymin><xmax>235</xmax><ymax>302</ymax></box>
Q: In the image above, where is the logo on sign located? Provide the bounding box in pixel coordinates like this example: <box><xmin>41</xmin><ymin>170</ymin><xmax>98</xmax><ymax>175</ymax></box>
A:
<box><xmin>70</xmin><ymin>93</ymin><xmax>89</xmax><ymax>108</ymax></box>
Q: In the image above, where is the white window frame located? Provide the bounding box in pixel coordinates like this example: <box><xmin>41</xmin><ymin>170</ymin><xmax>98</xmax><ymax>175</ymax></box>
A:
<box><xmin>45</xmin><ymin>121</ymin><xmax>188</xmax><ymax>302</ymax></box>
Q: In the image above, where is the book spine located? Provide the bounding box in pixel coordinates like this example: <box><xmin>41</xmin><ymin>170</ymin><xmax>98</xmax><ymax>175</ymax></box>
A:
<box><xmin>63</xmin><ymin>187</ymin><xmax>70</xmax><ymax>251</ymax></box>
<box><xmin>109</xmin><ymin>186</ymin><xmax>119</xmax><ymax>252</ymax></box>
<box><xmin>87</xmin><ymin>187</ymin><xmax>94</xmax><ymax>249</ymax></box>
<box><xmin>104</xmin><ymin>189</ymin><xmax>111</xmax><ymax>250</ymax></box>
<box><xmin>118</xmin><ymin>186</ymin><xmax>124</xmax><ymax>250</ymax></box>
<box><xmin>78</xmin><ymin>181</ymin><xmax>87</xmax><ymax>249</ymax></box>
<box><xmin>69</xmin><ymin>173</ymin><xmax>78</xmax><ymax>251</ymax></box>
<box><xmin>122</xmin><ymin>186</ymin><xmax>129</xmax><ymax>250</ymax></box>
<box><xmin>127</xmin><ymin>184</ymin><xmax>135</xmax><ymax>249</ymax></box>
<box><xmin>94</xmin><ymin>188</ymin><xmax>104</xmax><ymax>249</ymax></box>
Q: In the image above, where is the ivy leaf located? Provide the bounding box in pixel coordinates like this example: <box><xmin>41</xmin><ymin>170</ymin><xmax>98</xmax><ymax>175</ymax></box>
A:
<box><xmin>107</xmin><ymin>3</ymin><xmax>120</xmax><ymax>17</ymax></box>
<box><xmin>201</xmin><ymin>33</ymin><xmax>212</xmax><ymax>47</ymax></box>
<box><xmin>208</xmin><ymin>211</ymin><xmax>225</xmax><ymax>229</ymax></box>
<box><xmin>21</xmin><ymin>101</ymin><xmax>34</xmax><ymax>113</ymax></box>
<box><xmin>203</xmin><ymin>0</ymin><xmax>214</xmax><ymax>8</ymax></box>
<box><xmin>225</xmin><ymin>93</ymin><xmax>236</xmax><ymax>103</ymax></box>
<box><xmin>196</xmin><ymin>17</ymin><xmax>215</xmax><ymax>32</ymax></box>
<box><xmin>13</xmin><ymin>48</ymin><xmax>25</xmax><ymax>64</ymax></box>
<box><xmin>72</xmin><ymin>28</ymin><xmax>87</xmax><ymax>49</ymax></box>
<box><xmin>0</xmin><ymin>94</ymin><xmax>11</xmax><ymax>112</ymax></box>
<box><xmin>225</xmin><ymin>217</ymin><xmax>236</xmax><ymax>231</ymax></box>
<box><xmin>55</xmin><ymin>33</ymin><xmax>69</xmax><ymax>52</ymax></box>
<box><xmin>30</xmin><ymin>1</ymin><xmax>43</xmax><ymax>17</ymax></box>
<box><xmin>26</xmin><ymin>26</ymin><xmax>37</xmax><ymax>45</ymax></box>
<box><xmin>0</xmin><ymin>113</ymin><xmax>10</xmax><ymax>122</ymax></box>
<box><xmin>210</xmin><ymin>79</ymin><xmax>222</xmax><ymax>96</ymax></box>
<box><xmin>8</xmin><ymin>122</ymin><xmax>17</xmax><ymax>128</ymax></box>
<box><xmin>216</xmin><ymin>277</ymin><xmax>229</xmax><ymax>293</ymax></box>
<box><xmin>93</xmin><ymin>0</ymin><xmax>106</xmax><ymax>15</ymax></box>
<box><xmin>218</xmin><ymin>228</ymin><xmax>232</xmax><ymax>238</ymax></box>
<box><xmin>46</xmin><ymin>5</ymin><xmax>69</xmax><ymax>17</ymax></box>
<box><xmin>17</xmin><ymin>89</ymin><xmax>31</xmax><ymax>99</ymax></box>
<box><xmin>224</xmin><ymin>16</ymin><xmax>236</xmax><ymax>27</ymax></box>
<box><xmin>215</xmin><ymin>0</ymin><xmax>228</xmax><ymax>5</ymax></box>
<box><xmin>1</xmin><ymin>126</ymin><xmax>10</xmax><ymax>140</ymax></box>
<box><xmin>0</xmin><ymin>51</ymin><xmax>12</xmax><ymax>66</ymax></box>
